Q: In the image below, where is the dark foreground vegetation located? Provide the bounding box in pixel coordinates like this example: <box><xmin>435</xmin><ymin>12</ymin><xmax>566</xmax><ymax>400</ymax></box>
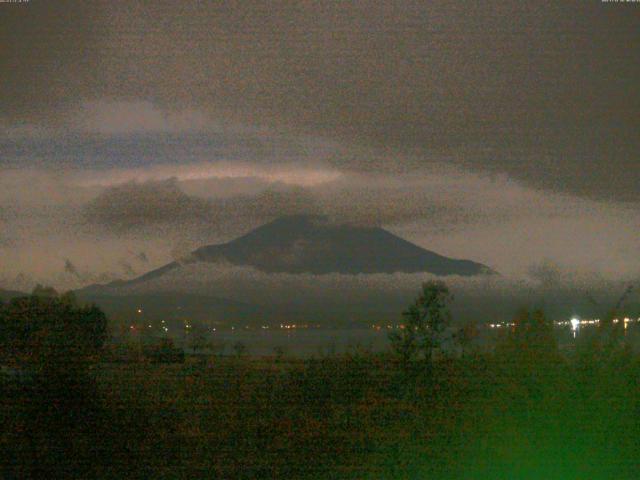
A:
<box><xmin>2</xmin><ymin>284</ymin><xmax>640</xmax><ymax>479</ymax></box>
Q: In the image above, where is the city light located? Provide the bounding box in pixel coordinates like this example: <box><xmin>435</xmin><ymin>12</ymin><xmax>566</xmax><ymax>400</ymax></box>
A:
<box><xmin>484</xmin><ymin>316</ymin><xmax>638</xmax><ymax>332</ymax></box>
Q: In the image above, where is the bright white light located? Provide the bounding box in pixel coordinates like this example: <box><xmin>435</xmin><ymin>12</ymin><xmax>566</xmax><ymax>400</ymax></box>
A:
<box><xmin>571</xmin><ymin>318</ymin><xmax>580</xmax><ymax>330</ymax></box>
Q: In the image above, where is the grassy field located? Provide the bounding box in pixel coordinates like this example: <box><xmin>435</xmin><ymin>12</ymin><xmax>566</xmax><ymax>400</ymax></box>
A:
<box><xmin>82</xmin><ymin>337</ymin><xmax>640</xmax><ymax>480</ymax></box>
<box><xmin>3</xmin><ymin>325</ymin><xmax>640</xmax><ymax>479</ymax></box>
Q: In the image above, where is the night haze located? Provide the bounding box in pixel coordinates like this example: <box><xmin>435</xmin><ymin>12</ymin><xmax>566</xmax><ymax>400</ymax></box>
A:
<box><xmin>1</xmin><ymin>1</ymin><xmax>638</xmax><ymax>291</ymax></box>
<box><xmin>1</xmin><ymin>1</ymin><xmax>639</xmax><ymax>479</ymax></box>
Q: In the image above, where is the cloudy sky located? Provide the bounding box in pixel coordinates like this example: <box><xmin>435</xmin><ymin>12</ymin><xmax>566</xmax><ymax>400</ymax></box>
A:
<box><xmin>1</xmin><ymin>1</ymin><xmax>638</xmax><ymax>290</ymax></box>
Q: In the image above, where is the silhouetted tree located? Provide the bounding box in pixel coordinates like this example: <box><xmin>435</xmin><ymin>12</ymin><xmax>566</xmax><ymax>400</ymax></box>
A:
<box><xmin>144</xmin><ymin>337</ymin><xmax>185</xmax><ymax>363</ymax></box>
<box><xmin>500</xmin><ymin>307</ymin><xmax>556</xmax><ymax>354</ymax></box>
<box><xmin>0</xmin><ymin>289</ymin><xmax>107</xmax><ymax>375</ymax></box>
<box><xmin>190</xmin><ymin>332</ymin><xmax>209</xmax><ymax>354</ymax></box>
<box><xmin>274</xmin><ymin>345</ymin><xmax>286</xmax><ymax>362</ymax></box>
<box><xmin>454</xmin><ymin>321</ymin><xmax>479</xmax><ymax>358</ymax></box>
<box><xmin>389</xmin><ymin>281</ymin><xmax>452</xmax><ymax>370</ymax></box>
<box><xmin>233</xmin><ymin>341</ymin><xmax>247</xmax><ymax>357</ymax></box>
<box><xmin>0</xmin><ymin>289</ymin><xmax>108</xmax><ymax>478</ymax></box>
<box><xmin>587</xmin><ymin>285</ymin><xmax>633</xmax><ymax>347</ymax></box>
<box><xmin>495</xmin><ymin>307</ymin><xmax>559</xmax><ymax>382</ymax></box>
<box><xmin>31</xmin><ymin>284</ymin><xmax>59</xmax><ymax>298</ymax></box>
<box><xmin>516</xmin><ymin>308</ymin><xmax>555</xmax><ymax>347</ymax></box>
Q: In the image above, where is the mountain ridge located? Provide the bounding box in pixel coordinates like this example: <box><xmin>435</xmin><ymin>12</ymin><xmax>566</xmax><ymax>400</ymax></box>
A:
<box><xmin>86</xmin><ymin>215</ymin><xmax>495</xmax><ymax>292</ymax></box>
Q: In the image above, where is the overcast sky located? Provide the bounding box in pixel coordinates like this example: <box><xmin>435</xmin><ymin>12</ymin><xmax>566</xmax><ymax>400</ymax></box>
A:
<box><xmin>0</xmin><ymin>1</ymin><xmax>638</xmax><ymax>290</ymax></box>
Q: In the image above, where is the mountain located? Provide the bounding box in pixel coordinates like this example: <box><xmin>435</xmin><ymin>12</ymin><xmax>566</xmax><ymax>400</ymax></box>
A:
<box><xmin>75</xmin><ymin>215</ymin><xmax>496</xmax><ymax>326</ymax></box>
<box><xmin>119</xmin><ymin>215</ymin><xmax>495</xmax><ymax>285</ymax></box>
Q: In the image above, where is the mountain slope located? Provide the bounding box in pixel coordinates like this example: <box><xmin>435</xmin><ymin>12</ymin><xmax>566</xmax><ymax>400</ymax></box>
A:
<box><xmin>119</xmin><ymin>215</ymin><xmax>494</xmax><ymax>285</ymax></box>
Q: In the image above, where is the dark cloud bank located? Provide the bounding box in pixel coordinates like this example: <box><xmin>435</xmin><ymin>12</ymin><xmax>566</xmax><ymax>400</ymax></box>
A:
<box><xmin>0</xmin><ymin>1</ymin><xmax>638</xmax><ymax>323</ymax></box>
<box><xmin>1</xmin><ymin>0</ymin><xmax>638</xmax><ymax>201</ymax></box>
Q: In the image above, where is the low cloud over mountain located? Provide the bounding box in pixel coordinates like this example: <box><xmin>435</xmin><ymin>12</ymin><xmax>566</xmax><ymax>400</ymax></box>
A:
<box><xmin>0</xmin><ymin>114</ymin><xmax>638</xmax><ymax>291</ymax></box>
<box><xmin>81</xmin><ymin>177</ymin><xmax>322</xmax><ymax>234</ymax></box>
<box><xmin>83</xmin><ymin>178</ymin><xmax>212</xmax><ymax>231</ymax></box>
